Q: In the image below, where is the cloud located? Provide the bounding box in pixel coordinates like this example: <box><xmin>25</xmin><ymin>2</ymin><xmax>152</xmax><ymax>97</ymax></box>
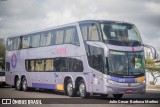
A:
<box><xmin>0</xmin><ymin>0</ymin><xmax>160</xmax><ymax>52</ymax></box>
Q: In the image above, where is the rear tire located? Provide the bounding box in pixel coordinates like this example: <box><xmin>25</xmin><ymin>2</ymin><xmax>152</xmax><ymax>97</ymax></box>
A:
<box><xmin>79</xmin><ymin>79</ymin><xmax>89</xmax><ymax>98</ymax></box>
<box><xmin>66</xmin><ymin>79</ymin><xmax>77</xmax><ymax>97</ymax></box>
<box><xmin>113</xmin><ymin>94</ymin><xmax>123</xmax><ymax>99</ymax></box>
<box><xmin>15</xmin><ymin>77</ymin><xmax>21</xmax><ymax>91</ymax></box>
<box><xmin>22</xmin><ymin>77</ymin><xmax>28</xmax><ymax>91</ymax></box>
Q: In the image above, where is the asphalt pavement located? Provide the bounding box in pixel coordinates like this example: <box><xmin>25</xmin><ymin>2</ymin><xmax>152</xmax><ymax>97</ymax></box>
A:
<box><xmin>0</xmin><ymin>87</ymin><xmax>160</xmax><ymax>107</ymax></box>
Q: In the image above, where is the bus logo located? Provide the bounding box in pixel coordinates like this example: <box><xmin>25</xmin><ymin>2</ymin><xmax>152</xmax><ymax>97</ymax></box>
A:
<box><xmin>11</xmin><ymin>53</ymin><xmax>17</xmax><ymax>68</ymax></box>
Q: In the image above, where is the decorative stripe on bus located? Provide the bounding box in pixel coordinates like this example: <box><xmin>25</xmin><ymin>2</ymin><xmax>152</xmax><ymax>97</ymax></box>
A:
<box><xmin>56</xmin><ymin>84</ymin><xmax>64</xmax><ymax>90</ymax></box>
<box><xmin>109</xmin><ymin>76</ymin><xmax>145</xmax><ymax>83</ymax></box>
<box><xmin>32</xmin><ymin>83</ymin><xmax>56</xmax><ymax>89</ymax></box>
<box><xmin>32</xmin><ymin>83</ymin><xmax>64</xmax><ymax>90</ymax></box>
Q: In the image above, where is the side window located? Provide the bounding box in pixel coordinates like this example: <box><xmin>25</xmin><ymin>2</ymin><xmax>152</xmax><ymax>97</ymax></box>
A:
<box><xmin>40</xmin><ymin>32</ymin><xmax>52</xmax><ymax>46</ymax></box>
<box><xmin>64</xmin><ymin>27</ymin><xmax>79</xmax><ymax>45</ymax></box>
<box><xmin>80</xmin><ymin>24</ymin><xmax>100</xmax><ymax>41</ymax></box>
<box><xmin>31</xmin><ymin>34</ymin><xmax>41</xmax><ymax>48</ymax></box>
<box><xmin>6</xmin><ymin>62</ymin><xmax>10</xmax><ymax>71</ymax></box>
<box><xmin>35</xmin><ymin>59</ymin><xmax>44</xmax><ymax>72</ymax></box>
<box><xmin>22</xmin><ymin>36</ymin><xmax>30</xmax><ymax>49</ymax></box>
<box><xmin>80</xmin><ymin>25</ymin><xmax>88</xmax><ymax>41</ymax></box>
<box><xmin>75</xmin><ymin>59</ymin><xmax>83</xmax><ymax>72</ymax></box>
<box><xmin>45</xmin><ymin>59</ymin><xmax>55</xmax><ymax>71</ymax></box>
<box><xmin>54</xmin><ymin>58</ymin><xmax>68</xmax><ymax>72</ymax></box>
<box><xmin>68</xmin><ymin>58</ymin><xmax>83</xmax><ymax>72</ymax></box>
<box><xmin>55</xmin><ymin>30</ymin><xmax>64</xmax><ymax>44</ymax></box>
<box><xmin>26</xmin><ymin>60</ymin><xmax>35</xmax><ymax>71</ymax></box>
<box><xmin>60</xmin><ymin>58</ymin><xmax>67</xmax><ymax>72</ymax></box>
<box><xmin>13</xmin><ymin>37</ymin><xmax>20</xmax><ymax>50</ymax></box>
<box><xmin>51</xmin><ymin>31</ymin><xmax>56</xmax><ymax>45</ymax></box>
<box><xmin>87</xmin><ymin>45</ymin><xmax>104</xmax><ymax>72</ymax></box>
<box><xmin>7</xmin><ymin>39</ymin><xmax>12</xmax><ymax>51</ymax></box>
<box><xmin>88</xmin><ymin>24</ymin><xmax>99</xmax><ymax>41</ymax></box>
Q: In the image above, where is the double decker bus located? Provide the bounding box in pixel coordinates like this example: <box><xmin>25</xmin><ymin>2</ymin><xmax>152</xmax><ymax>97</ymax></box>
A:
<box><xmin>5</xmin><ymin>20</ymin><xmax>145</xmax><ymax>98</ymax></box>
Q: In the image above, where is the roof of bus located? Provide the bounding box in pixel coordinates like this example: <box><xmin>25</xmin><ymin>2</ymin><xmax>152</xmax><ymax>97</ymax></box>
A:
<box><xmin>7</xmin><ymin>20</ymin><xmax>133</xmax><ymax>39</ymax></box>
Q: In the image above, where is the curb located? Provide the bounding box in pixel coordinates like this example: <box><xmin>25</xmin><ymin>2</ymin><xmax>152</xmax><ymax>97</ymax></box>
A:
<box><xmin>146</xmin><ymin>89</ymin><xmax>160</xmax><ymax>92</ymax></box>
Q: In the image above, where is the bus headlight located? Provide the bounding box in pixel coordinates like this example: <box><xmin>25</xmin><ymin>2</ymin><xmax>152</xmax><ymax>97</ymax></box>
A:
<box><xmin>107</xmin><ymin>79</ymin><xmax>117</xmax><ymax>85</ymax></box>
<box><xmin>142</xmin><ymin>80</ymin><xmax>145</xmax><ymax>84</ymax></box>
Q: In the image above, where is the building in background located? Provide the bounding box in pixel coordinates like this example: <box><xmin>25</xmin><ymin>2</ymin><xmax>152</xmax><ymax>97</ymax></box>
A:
<box><xmin>0</xmin><ymin>38</ymin><xmax>4</xmax><ymax>45</ymax></box>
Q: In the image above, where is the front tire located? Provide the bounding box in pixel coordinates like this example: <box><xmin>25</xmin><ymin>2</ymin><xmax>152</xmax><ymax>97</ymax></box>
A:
<box><xmin>66</xmin><ymin>79</ymin><xmax>77</xmax><ymax>97</ymax></box>
<box><xmin>113</xmin><ymin>94</ymin><xmax>123</xmax><ymax>99</ymax></box>
<box><xmin>79</xmin><ymin>79</ymin><xmax>89</xmax><ymax>98</ymax></box>
<box><xmin>15</xmin><ymin>77</ymin><xmax>21</xmax><ymax>91</ymax></box>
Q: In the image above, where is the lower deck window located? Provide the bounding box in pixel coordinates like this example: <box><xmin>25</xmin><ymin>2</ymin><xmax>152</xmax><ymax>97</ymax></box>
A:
<box><xmin>25</xmin><ymin>57</ymin><xmax>83</xmax><ymax>72</ymax></box>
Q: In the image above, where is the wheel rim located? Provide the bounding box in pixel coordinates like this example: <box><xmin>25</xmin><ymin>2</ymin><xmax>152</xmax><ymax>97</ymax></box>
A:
<box><xmin>23</xmin><ymin>79</ymin><xmax>27</xmax><ymax>90</ymax></box>
<box><xmin>67</xmin><ymin>82</ymin><xmax>73</xmax><ymax>96</ymax></box>
<box><xmin>16</xmin><ymin>79</ymin><xmax>20</xmax><ymax>89</ymax></box>
<box><xmin>79</xmin><ymin>83</ymin><xmax>85</xmax><ymax>97</ymax></box>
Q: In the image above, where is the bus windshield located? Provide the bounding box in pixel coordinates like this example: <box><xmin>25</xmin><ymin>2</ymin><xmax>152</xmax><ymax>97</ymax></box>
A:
<box><xmin>101</xmin><ymin>23</ymin><xmax>142</xmax><ymax>46</ymax></box>
<box><xmin>108</xmin><ymin>51</ymin><xmax>145</xmax><ymax>77</ymax></box>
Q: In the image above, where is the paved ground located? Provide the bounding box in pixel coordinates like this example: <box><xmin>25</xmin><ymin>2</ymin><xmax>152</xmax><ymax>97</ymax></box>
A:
<box><xmin>0</xmin><ymin>87</ymin><xmax>160</xmax><ymax>107</ymax></box>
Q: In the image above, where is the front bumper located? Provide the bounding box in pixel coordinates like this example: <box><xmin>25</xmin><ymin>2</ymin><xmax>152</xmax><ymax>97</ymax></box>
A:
<box><xmin>106</xmin><ymin>83</ymin><xmax>146</xmax><ymax>94</ymax></box>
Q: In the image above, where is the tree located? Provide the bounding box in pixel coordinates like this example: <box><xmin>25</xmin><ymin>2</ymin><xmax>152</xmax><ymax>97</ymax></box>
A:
<box><xmin>145</xmin><ymin>59</ymin><xmax>160</xmax><ymax>85</ymax></box>
<box><xmin>0</xmin><ymin>43</ymin><xmax>5</xmax><ymax>70</ymax></box>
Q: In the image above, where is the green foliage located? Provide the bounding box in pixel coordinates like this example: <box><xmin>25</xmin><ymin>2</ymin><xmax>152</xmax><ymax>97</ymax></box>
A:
<box><xmin>145</xmin><ymin>58</ymin><xmax>160</xmax><ymax>72</ymax></box>
<box><xmin>0</xmin><ymin>43</ymin><xmax>5</xmax><ymax>69</ymax></box>
<box><xmin>145</xmin><ymin>58</ymin><xmax>155</xmax><ymax>65</ymax></box>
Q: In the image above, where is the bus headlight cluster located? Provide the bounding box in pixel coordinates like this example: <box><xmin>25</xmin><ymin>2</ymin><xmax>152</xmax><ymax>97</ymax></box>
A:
<box><xmin>142</xmin><ymin>80</ymin><xmax>146</xmax><ymax>84</ymax></box>
<box><xmin>107</xmin><ymin>79</ymin><xmax>117</xmax><ymax>85</ymax></box>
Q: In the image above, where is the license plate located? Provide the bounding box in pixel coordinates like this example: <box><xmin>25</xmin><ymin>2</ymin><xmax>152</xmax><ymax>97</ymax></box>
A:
<box><xmin>125</xmin><ymin>89</ymin><xmax>133</xmax><ymax>93</ymax></box>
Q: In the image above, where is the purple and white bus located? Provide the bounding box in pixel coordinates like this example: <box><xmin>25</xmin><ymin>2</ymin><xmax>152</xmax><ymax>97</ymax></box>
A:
<box><xmin>5</xmin><ymin>20</ymin><xmax>146</xmax><ymax>98</ymax></box>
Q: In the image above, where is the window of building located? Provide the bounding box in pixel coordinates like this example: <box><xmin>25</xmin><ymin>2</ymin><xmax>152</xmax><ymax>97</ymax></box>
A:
<box><xmin>55</xmin><ymin>30</ymin><xmax>64</xmax><ymax>44</ymax></box>
<box><xmin>22</xmin><ymin>36</ymin><xmax>30</xmax><ymax>48</ymax></box>
<box><xmin>35</xmin><ymin>59</ymin><xmax>44</xmax><ymax>71</ymax></box>
<box><xmin>31</xmin><ymin>34</ymin><xmax>41</xmax><ymax>48</ymax></box>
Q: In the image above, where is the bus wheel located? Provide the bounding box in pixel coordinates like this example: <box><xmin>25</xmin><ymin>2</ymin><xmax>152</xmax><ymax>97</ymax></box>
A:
<box><xmin>79</xmin><ymin>79</ymin><xmax>89</xmax><ymax>98</ymax></box>
<box><xmin>22</xmin><ymin>77</ymin><xmax>28</xmax><ymax>91</ymax></box>
<box><xmin>113</xmin><ymin>94</ymin><xmax>123</xmax><ymax>99</ymax></box>
<box><xmin>16</xmin><ymin>77</ymin><xmax>21</xmax><ymax>91</ymax></box>
<box><xmin>66</xmin><ymin>79</ymin><xmax>76</xmax><ymax>97</ymax></box>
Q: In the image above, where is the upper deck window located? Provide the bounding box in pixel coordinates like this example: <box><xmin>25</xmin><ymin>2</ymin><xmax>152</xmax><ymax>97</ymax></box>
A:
<box><xmin>7</xmin><ymin>37</ymin><xmax>20</xmax><ymax>50</ymax></box>
<box><xmin>31</xmin><ymin>33</ymin><xmax>41</xmax><ymax>48</ymax></box>
<box><xmin>40</xmin><ymin>32</ymin><xmax>52</xmax><ymax>46</ymax></box>
<box><xmin>55</xmin><ymin>30</ymin><xmax>64</xmax><ymax>44</ymax></box>
<box><xmin>22</xmin><ymin>36</ymin><xmax>30</xmax><ymax>49</ymax></box>
<box><xmin>80</xmin><ymin>23</ymin><xmax>100</xmax><ymax>41</ymax></box>
<box><xmin>101</xmin><ymin>23</ymin><xmax>142</xmax><ymax>46</ymax></box>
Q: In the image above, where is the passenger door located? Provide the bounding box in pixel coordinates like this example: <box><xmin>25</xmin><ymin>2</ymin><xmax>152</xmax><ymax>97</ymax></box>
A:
<box><xmin>86</xmin><ymin>44</ymin><xmax>104</xmax><ymax>93</ymax></box>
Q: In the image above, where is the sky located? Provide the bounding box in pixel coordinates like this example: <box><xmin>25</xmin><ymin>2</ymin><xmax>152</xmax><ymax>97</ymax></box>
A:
<box><xmin>0</xmin><ymin>0</ymin><xmax>160</xmax><ymax>52</ymax></box>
